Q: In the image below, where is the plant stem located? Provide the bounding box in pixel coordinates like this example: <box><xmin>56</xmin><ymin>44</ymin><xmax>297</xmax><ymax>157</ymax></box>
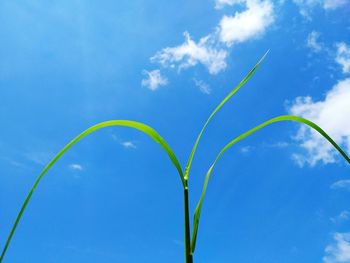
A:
<box><xmin>184</xmin><ymin>183</ymin><xmax>193</xmax><ymax>263</ymax></box>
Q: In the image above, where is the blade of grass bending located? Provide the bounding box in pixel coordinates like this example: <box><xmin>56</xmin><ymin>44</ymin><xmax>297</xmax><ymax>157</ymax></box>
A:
<box><xmin>184</xmin><ymin>51</ymin><xmax>269</xmax><ymax>181</ymax></box>
<box><xmin>0</xmin><ymin>120</ymin><xmax>184</xmax><ymax>263</ymax></box>
<box><xmin>191</xmin><ymin>115</ymin><xmax>350</xmax><ymax>253</ymax></box>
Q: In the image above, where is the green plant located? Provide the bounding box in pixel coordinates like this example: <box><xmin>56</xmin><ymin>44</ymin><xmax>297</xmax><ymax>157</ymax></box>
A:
<box><xmin>1</xmin><ymin>52</ymin><xmax>349</xmax><ymax>263</ymax></box>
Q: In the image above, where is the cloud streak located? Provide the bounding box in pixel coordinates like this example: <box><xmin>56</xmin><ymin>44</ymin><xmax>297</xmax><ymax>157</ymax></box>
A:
<box><xmin>331</xmin><ymin>180</ymin><xmax>350</xmax><ymax>191</ymax></box>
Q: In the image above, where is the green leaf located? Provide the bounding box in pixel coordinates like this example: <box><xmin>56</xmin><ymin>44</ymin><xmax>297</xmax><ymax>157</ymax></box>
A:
<box><xmin>0</xmin><ymin>120</ymin><xmax>184</xmax><ymax>263</ymax></box>
<box><xmin>184</xmin><ymin>51</ymin><xmax>269</xmax><ymax>181</ymax></box>
<box><xmin>191</xmin><ymin>115</ymin><xmax>350</xmax><ymax>253</ymax></box>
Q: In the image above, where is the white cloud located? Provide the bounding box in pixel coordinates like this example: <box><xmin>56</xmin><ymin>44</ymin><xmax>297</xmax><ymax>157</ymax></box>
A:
<box><xmin>149</xmin><ymin>0</ymin><xmax>274</xmax><ymax>79</ymax></box>
<box><xmin>121</xmin><ymin>141</ymin><xmax>136</xmax><ymax>149</ymax></box>
<box><xmin>288</xmin><ymin>78</ymin><xmax>350</xmax><ymax>166</ymax></box>
<box><xmin>323</xmin><ymin>233</ymin><xmax>350</xmax><ymax>263</ymax></box>
<box><xmin>336</xmin><ymin>43</ymin><xmax>350</xmax><ymax>74</ymax></box>
<box><xmin>323</xmin><ymin>0</ymin><xmax>349</xmax><ymax>10</ymax></box>
<box><xmin>141</xmin><ymin>69</ymin><xmax>168</xmax><ymax>91</ymax></box>
<box><xmin>218</xmin><ymin>0</ymin><xmax>274</xmax><ymax>46</ymax></box>
<box><xmin>69</xmin><ymin>163</ymin><xmax>83</xmax><ymax>171</ymax></box>
<box><xmin>307</xmin><ymin>31</ymin><xmax>323</xmax><ymax>52</ymax></box>
<box><xmin>151</xmin><ymin>32</ymin><xmax>228</xmax><ymax>75</ymax></box>
<box><xmin>331</xmin><ymin>180</ymin><xmax>350</xmax><ymax>191</ymax></box>
<box><xmin>193</xmin><ymin>78</ymin><xmax>211</xmax><ymax>94</ymax></box>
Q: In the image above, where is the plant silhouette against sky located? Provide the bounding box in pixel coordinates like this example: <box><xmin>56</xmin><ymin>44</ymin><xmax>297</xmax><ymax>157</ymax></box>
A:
<box><xmin>1</xmin><ymin>52</ymin><xmax>349</xmax><ymax>263</ymax></box>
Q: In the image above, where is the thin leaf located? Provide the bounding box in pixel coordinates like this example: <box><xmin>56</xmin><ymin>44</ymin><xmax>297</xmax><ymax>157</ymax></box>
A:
<box><xmin>191</xmin><ymin>115</ymin><xmax>350</xmax><ymax>253</ymax></box>
<box><xmin>184</xmin><ymin>51</ymin><xmax>269</xmax><ymax>181</ymax></box>
<box><xmin>0</xmin><ymin>120</ymin><xmax>184</xmax><ymax>263</ymax></box>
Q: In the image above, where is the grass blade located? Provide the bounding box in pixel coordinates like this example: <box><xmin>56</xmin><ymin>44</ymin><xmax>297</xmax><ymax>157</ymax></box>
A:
<box><xmin>191</xmin><ymin>115</ymin><xmax>350</xmax><ymax>253</ymax></box>
<box><xmin>0</xmin><ymin>120</ymin><xmax>184</xmax><ymax>262</ymax></box>
<box><xmin>184</xmin><ymin>51</ymin><xmax>269</xmax><ymax>181</ymax></box>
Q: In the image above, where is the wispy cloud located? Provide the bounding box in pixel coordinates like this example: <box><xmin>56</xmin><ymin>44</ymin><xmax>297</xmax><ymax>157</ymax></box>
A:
<box><xmin>288</xmin><ymin>78</ymin><xmax>350</xmax><ymax>166</ymax></box>
<box><xmin>240</xmin><ymin>145</ymin><xmax>254</xmax><ymax>153</ymax></box>
<box><xmin>293</xmin><ymin>0</ymin><xmax>320</xmax><ymax>19</ymax></box>
<box><xmin>0</xmin><ymin>156</ymin><xmax>27</xmax><ymax>169</ymax></box>
<box><xmin>121</xmin><ymin>141</ymin><xmax>137</xmax><ymax>149</ymax></box>
<box><xmin>9</xmin><ymin>160</ymin><xmax>26</xmax><ymax>168</ymax></box>
<box><xmin>331</xmin><ymin>180</ymin><xmax>350</xmax><ymax>191</ymax></box>
<box><xmin>330</xmin><ymin>211</ymin><xmax>350</xmax><ymax>224</ymax></box>
<box><xmin>110</xmin><ymin>134</ymin><xmax>118</xmax><ymax>142</ymax></box>
<box><xmin>323</xmin><ymin>232</ymin><xmax>350</xmax><ymax>263</ymax></box>
<box><xmin>306</xmin><ymin>31</ymin><xmax>323</xmax><ymax>53</ymax></box>
<box><xmin>323</xmin><ymin>0</ymin><xmax>349</xmax><ymax>10</ymax></box>
<box><xmin>193</xmin><ymin>78</ymin><xmax>211</xmax><ymax>94</ymax></box>
<box><xmin>336</xmin><ymin>42</ymin><xmax>350</xmax><ymax>74</ymax></box>
<box><xmin>293</xmin><ymin>0</ymin><xmax>349</xmax><ymax>19</ymax></box>
<box><xmin>215</xmin><ymin>0</ymin><xmax>242</xmax><ymax>9</ymax></box>
<box><xmin>69</xmin><ymin>163</ymin><xmax>83</xmax><ymax>171</ymax></box>
<box><xmin>25</xmin><ymin>151</ymin><xmax>53</xmax><ymax>166</ymax></box>
<box><xmin>110</xmin><ymin>134</ymin><xmax>137</xmax><ymax>149</ymax></box>
<box><xmin>141</xmin><ymin>69</ymin><xmax>168</xmax><ymax>91</ymax></box>
<box><xmin>265</xmin><ymin>141</ymin><xmax>290</xmax><ymax>148</ymax></box>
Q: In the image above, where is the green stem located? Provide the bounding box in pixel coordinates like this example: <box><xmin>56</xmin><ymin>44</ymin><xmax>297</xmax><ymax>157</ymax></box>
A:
<box><xmin>184</xmin><ymin>183</ymin><xmax>193</xmax><ymax>263</ymax></box>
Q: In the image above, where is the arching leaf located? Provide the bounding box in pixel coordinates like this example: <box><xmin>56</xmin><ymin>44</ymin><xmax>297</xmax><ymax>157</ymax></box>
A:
<box><xmin>184</xmin><ymin>51</ymin><xmax>269</xmax><ymax>181</ymax></box>
<box><xmin>191</xmin><ymin>115</ymin><xmax>350</xmax><ymax>253</ymax></box>
<box><xmin>0</xmin><ymin>120</ymin><xmax>183</xmax><ymax>262</ymax></box>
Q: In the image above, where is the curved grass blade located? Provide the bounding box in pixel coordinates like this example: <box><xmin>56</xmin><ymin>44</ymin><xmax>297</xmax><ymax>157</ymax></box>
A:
<box><xmin>191</xmin><ymin>115</ymin><xmax>350</xmax><ymax>253</ymax></box>
<box><xmin>184</xmin><ymin>51</ymin><xmax>269</xmax><ymax>181</ymax></box>
<box><xmin>0</xmin><ymin>120</ymin><xmax>184</xmax><ymax>263</ymax></box>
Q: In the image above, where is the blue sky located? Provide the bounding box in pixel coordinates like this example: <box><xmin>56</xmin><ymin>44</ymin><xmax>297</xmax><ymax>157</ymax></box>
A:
<box><xmin>0</xmin><ymin>0</ymin><xmax>350</xmax><ymax>262</ymax></box>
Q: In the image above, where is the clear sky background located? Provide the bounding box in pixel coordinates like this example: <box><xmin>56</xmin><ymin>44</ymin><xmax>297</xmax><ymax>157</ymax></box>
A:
<box><xmin>0</xmin><ymin>0</ymin><xmax>350</xmax><ymax>262</ymax></box>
